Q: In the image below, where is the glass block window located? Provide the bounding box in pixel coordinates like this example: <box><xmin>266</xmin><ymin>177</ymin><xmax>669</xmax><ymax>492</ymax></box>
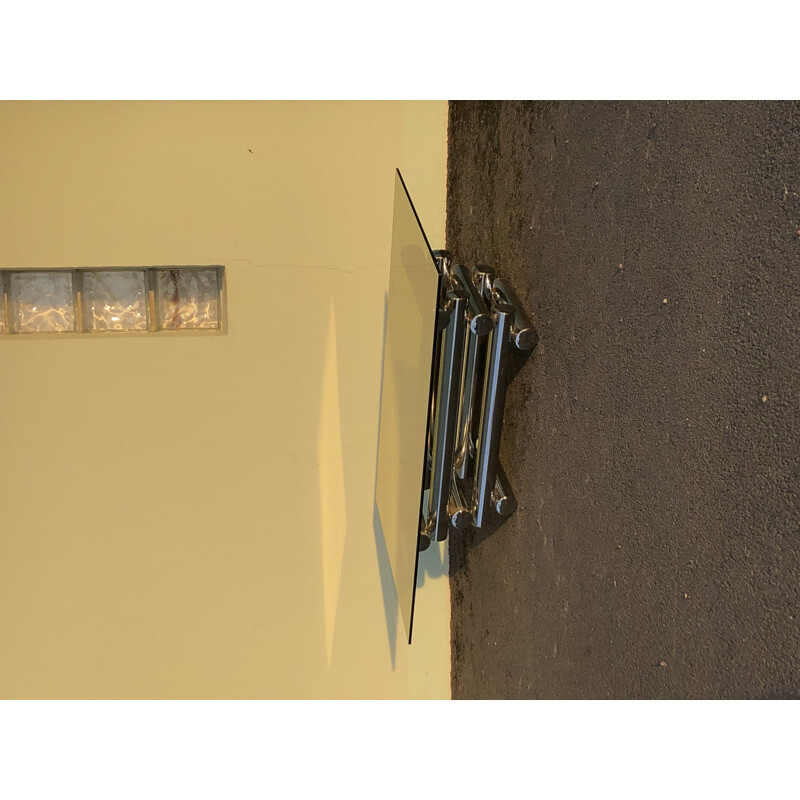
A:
<box><xmin>10</xmin><ymin>271</ymin><xmax>75</xmax><ymax>333</ymax></box>
<box><xmin>83</xmin><ymin>270</ymin><xmax>148</xmax><ymax>332</ymax></box>
<box><xmin>0</xmin><ymin>266</ymin><xmax>224</xmax><ymax>336</ymax></box>
<box><xmin>156</xmin><ymin>268</ymin><xmax>221</xmax><ymax>330</ymax></box>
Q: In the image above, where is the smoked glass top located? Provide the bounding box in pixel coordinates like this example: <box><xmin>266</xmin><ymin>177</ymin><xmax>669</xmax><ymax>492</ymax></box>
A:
<box><xmin>375</xmin><ymin>170</ymin><xmax>441</xmax><ymax>643</ymax></box>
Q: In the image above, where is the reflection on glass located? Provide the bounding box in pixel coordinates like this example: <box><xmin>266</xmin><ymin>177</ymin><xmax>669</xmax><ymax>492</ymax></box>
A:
<box><xmin>10</xmin><ymin>271</ymin><xmax>75</xmax><ymax>333</ymax></box>
<box><xmin>83</xmin><ymin>270</ymin><xmax>148</xmax><ymax>332</ymax></box>
<box><xmin>375</xmin><ymin>170</ymin><xmax>441</xmax><ymax>643</ymax></box>
<box><xmin>157</xmin><ymin>268</ymin><xmax>220</xmax><ymax>330</ymax></box>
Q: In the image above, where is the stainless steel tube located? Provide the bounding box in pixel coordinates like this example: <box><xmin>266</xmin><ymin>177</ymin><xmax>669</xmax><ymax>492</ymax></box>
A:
<box><xmin>453</xmin><ymin>265</ymin><xmax>493</xmax><ymax>336</ymax></box>
<box><xmin>452</xmin><ymin>265</ymin><xmax>493</xmax><ymax>482</ymax></box>
<box><xmin>492</xmin><ymin>466</ymin><xmax>518</xmax><ymax>517</ymax></box>
<box><xmin>448</xmin><ymin>479</ymin><xmax>473</xmax><ymax>530</ymax></box>
<box><xmin>432</xmin><ymin>249</ymin><xmax>453</xmax><ymax>280</ymax></box>
<box><xmin>427</xmin><ymin>286</ymin><xmax>468</xmax><ymax>541</ymax></box>
<box><xmin>454</xmin><ymin>329</ymin><xmax>481</xmax><ymax>481</ymax></box>
<box><xmin>423</xmin><ymin>276</ymin><xmax>453</xmax><ymax>490</ymax></box>
<box><xmin>424</xmin><ymin>323</ymin><xmax>444</xmax><ymax>491</ymax></box>
<box><xmin>472</xmin><ymin>297</ymin><xmax>514</xmax><ymax>528</ymax></box>
<box><xmin>472</xmin><ymin>264</ymin><xmax>496</xmax><ymax>305</ymax></box>
<box><xmin>492</xmin><ymin>278</ymin><xmax>538</xmax><ymax>351</ymax></box>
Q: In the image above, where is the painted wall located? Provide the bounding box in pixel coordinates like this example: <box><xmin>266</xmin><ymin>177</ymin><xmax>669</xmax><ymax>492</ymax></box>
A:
<box><xmin>0</xmin><ymin>101</ymin><xmax>449</xmax><ymax>698</ymax></box>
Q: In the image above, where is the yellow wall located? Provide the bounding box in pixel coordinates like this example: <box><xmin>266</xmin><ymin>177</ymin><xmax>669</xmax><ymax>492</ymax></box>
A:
<box><xmin>0</xmin><ymin>101</ymin><xmax>450</xmax><ymax>698</ymax></box>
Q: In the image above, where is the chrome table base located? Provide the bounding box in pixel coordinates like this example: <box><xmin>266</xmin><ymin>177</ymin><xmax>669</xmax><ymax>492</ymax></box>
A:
<box><xmin>419</xmin><ymin>251</ymin><xmax>537</xmax><ymax>550</ymax></box>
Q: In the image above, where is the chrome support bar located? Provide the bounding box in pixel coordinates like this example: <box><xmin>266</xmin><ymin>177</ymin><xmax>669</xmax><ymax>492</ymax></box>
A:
<box><xmin>472</xmin><ymin>264</ymin><xmax>496</xmax><ymax>304</ymax></box>
<box><xmin>472</xmin><ymin>297</ymin><xmax>514</xmax><ymax>529</ymax></box>
<box><xmin>454</xmin><ymin>328</ymin><xmax>484</xmax><ymax>481</ymax></box>
<box><xmin>453</xmin><ymin>264</ymin><xmax>492</xmax><ymax>482</ymax></box>
<box><xmin>424</xmin><ymin>319</ymin><xmax>444</xmax><ymax>491</ymax></box>
<box><xmin>493</xmin><ymin>465</ymin><xmax>518</xmax><ymax>517</ymax></box>
<box><xmin>493</xmin><ymin>278</ymin><xmax>538</xmax><ymax>351</ymax></box>
<box><xmin>454</xmin><ymin>264</ymin><xmax>493</xmax><ymax>337</ymax></box>
<box><xmin>424</xmin><ymin>251</ymin><xmax>452</xmax><ymax>493</ymax></box>
<box><xmin>449</xmin><ymin>479</ymin><xmax>473</xmax><ymax>530</ymax></box>
<box><xmin>426</xmin><ymin>285</ymin><xmax>468</xmax><ymax>542</ymax></box>
<box><xmin>433</xmin><ymin>249</ymin><xmax>453</xmax><ymax>281</ymax></box>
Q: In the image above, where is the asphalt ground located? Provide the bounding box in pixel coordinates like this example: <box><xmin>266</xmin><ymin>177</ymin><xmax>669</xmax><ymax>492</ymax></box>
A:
<box><xmin>447</xmin><ymin>101</ymin><xmax>800</xmax><ymax>699</ymax></box>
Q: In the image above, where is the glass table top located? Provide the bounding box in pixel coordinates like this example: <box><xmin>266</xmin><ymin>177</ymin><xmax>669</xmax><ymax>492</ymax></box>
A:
<box><xmin>375</xmin><ymin>170</ymin><xmax>441</xmax><ymax>643</ymax></box>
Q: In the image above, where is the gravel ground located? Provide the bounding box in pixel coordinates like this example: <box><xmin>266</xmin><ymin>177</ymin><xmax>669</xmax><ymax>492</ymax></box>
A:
<box><xmin>447</xmin><ymin>101</ymin><xmax>800</xmax><ymax>699</ymax></box>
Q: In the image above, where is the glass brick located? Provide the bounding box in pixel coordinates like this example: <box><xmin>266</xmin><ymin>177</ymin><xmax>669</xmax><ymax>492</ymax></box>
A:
<box><xmin>10</xmin><ymin>271</ymin><xmax>75</xmax><ymax>333</ymax></box>
<box><xmin>156</xmin><ymin>268</ymin><xmax>220</xmax><ymax>330</ymax></box>
<box><xmin>83</xmin><ymin>270</ymin><xmax>148</xmax><ymax>332</ymax></box>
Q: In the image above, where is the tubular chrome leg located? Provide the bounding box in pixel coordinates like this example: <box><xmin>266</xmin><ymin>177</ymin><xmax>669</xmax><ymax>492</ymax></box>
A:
<box><xmin>424</xmin><ymin>318</ymin><xmax>447</xmax><ymax>491</ymax></box>
<box><xmin>492</xmin><ymin>278</ymin><xmax>538</xmax><ymax>351</ymax></box>
<box><xmin>453</xmin><ymin>264</ymin><xmax>493</xmax><ymax>482</ymax></box>
<box><xmin>472</xmin><ymin>264</ymin><xmax>496</xmax><ymax>305</ymax></box>
<box><xmin>465</xmin><ymin>323</ymin><xmax>491</xmax><ymax>481</ymax></box>
<box><xmin>427</xmin><ymin>286</ymin><xmax>468</xmax><ymax>542</ymax></box>
<box><xmin>454</xmin><ymin>264</ymin><xmax>494</xmax><ymax>337</ymax></box>
<box><xmin>448</xmin><ymin>479</ymin><xmax>473</xmax><ymax>530</ymax></box>
<box><xmin>455</xmin><ymin>329</ymin><xmax>481</xmax><ymax>481</ymax></box>
<box><xmin>492</xmin><ymin>464</ymin><xmax>518</xmax><ymax>517</ymax></box>
<box><xmin>432</xmin><ymin>249</ymin><xmax>453</xmax><ymax>281</ymax></box>
<box><xmin>471</xmin><ymin>297</ymin><xmax>514</xmax><ymax>529</ymax></box>
<box><xmin>425</xmin><ymin>250</ymin><xmax>454</xmax><ymax>490</ymax></box>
